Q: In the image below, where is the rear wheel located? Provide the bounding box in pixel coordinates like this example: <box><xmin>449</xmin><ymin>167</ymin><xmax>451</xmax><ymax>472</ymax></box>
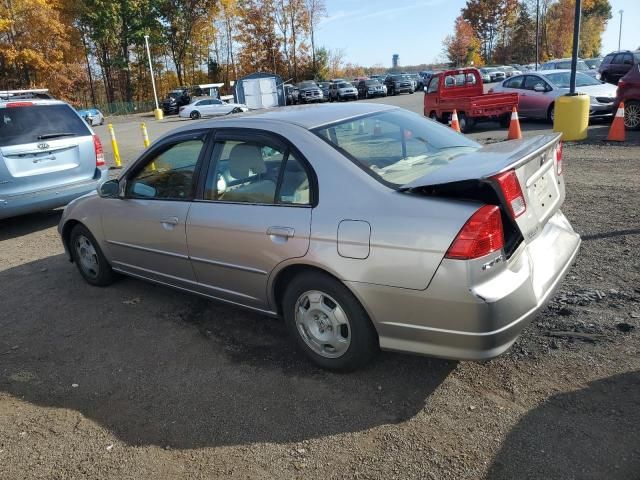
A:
<box><xmin>190</xmin><ymin>110</ymin><xmax>201</xmax><ymax>119</ymax></box>
<box><xmin>499</xmin><ymin>113</ymin><xmax>511</xmax><ymax>128</ymax></box>
<box><xmin>428</xmin><ymin>110</ymin><xmax>439</xmax><ymax>122</ymax></box>
<box><xmin>282</xmin><ymin>272</ymin><xmax>379</xmax><ymax>370</ymax></box>
<box><xmin>69</xmin><ymin>224</ymin><xmax>116</xmax><ymax>287</ymax></box>
<box><xmin>547</xmin><ymin>103</ymin><xmax>555</xmax><ymax>123</ymax></box>
<box><xmin>624</xmin><ymin>100</ymin><xmax>640</xmax><ymax>130</ymax></box>
<box><xmin>231</xmin><ymin>107</ymin><xmax>242</xmax><ymax>114</ymax></box>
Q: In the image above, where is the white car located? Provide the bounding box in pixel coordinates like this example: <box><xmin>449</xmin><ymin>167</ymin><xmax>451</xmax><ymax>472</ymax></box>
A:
<box><xmin>179</xmin><ymin>97</ymin><xmax>249</xmax><ymax>120</ymax></box>
<box><xmin>77</xmin><ymin>108</ymin><xmax>104</xmax><ymax>126</ymax></box>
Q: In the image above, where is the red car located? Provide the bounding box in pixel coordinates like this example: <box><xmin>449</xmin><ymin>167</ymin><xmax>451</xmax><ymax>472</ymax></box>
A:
<box><xmin>615</xmin><ymin>65</ymin><xmax>640</xmax><ymax>130</ymax></box>
<box><xmin>423</xmin><ymin>68</ymin><xmax>518</xmax><ymax>133</ymax></box>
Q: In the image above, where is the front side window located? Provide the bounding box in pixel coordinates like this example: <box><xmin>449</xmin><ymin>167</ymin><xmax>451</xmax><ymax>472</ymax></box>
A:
<box><xmin>128</xmin><ymin>138</ymin><xmax>204</xmax><ymax>200</ymax></box>
<box><xmin>427</xmin><ymin>76</ymin><xmax>439</xmax><ymax>93</ymax></box>
<box><xmin>504</xmin><ymin>76</ymin><xmax>525</xmax><ymax>89</ymax></box>
<box><xmin>204</xmin><ymin>139</ymin><xmax>310</xmax><ymax>205</ymax></box>
<box><xmin>314</xmin><ymin>110</ymin><xmax>479</xmax><ymax>187</ymax></box>
<box><xmin>524</xmin><ymin>75</ymin><xmax>549</xmax><ymax>91</ymax></box>
<box><xmin>612</xmin><ymin>54</ymin><xmax>625</xmax><ymax>64</ymax></box>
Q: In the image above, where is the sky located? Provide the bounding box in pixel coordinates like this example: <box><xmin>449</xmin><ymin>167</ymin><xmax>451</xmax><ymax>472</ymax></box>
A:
<box><xmin>315</xmin><ymin>0</ymin><xmax>640</xmax><ymax>67</ymax></box>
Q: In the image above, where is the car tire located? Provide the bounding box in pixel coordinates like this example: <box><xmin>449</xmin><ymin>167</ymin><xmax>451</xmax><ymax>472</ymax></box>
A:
<box><xmin>69</xmin><ymin>224</ymin><xmax>116</xmax><ymax>287</ymax></box>
<box><xmin>429</xmin><ymin>111</ymin><xmax>439</xmax><ymax>122</ymax></box>
<box><xmin>190</xmin><ymin>110</ymin><xmax>201</xmax><ymax>120</ymax></box>
<box><xmin>624</xmin><ymin>100</ymin><xmax>640</xmax><ymax>130</ymax></box>
<box><xmin>458</xmin><ymin>112</ymin><xmax>474</xmax><ymax>133</ymax></box>
<box><xmin>600</xmin><ymin>73</ymin><xmax>608</xmax><ymax>84</ymax></box>
<box><xmin>547</xmin><ymin>103</ymin><xmax>555</xmax><ymax>124</ymax></box>
<box><xmin>282</xmin><ymin>271</ymin><xmax>379</xmax><ymax>371</ymax></box>
<box><xmin>499</xmin><ymin>113</ymin><xmax>511</xmax><ymax>128</ymax></box>
<box><xmin>231</xmin><ymin>107</ymin><xmax>242</xmax><ymax>114</ymax></box>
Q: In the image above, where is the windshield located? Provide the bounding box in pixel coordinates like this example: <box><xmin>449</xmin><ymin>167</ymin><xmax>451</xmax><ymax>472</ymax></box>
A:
<box><xmin>313</xmin><ymin>110</ymin><xmax>479</xmax><ymax>187</ymax></box>
<box><xmin>365</xmin><ymin>80</ymin><xmax>380</xmax><ymax>86</ymax></box>
<box><xmin>169</xmin><ymin>92</ymin><xmax>183</xmax><ymax>98</ymax></box>
<box><xmin>544</xmin><ymin>72</ymin><xmax>601</xmax><ymax>87</ymax></box>
<box><xmin>299</xmin><ymin>81</ymin><xmax>317</xmax><ymax>88</ymax></box>
<box><xmin>0</xmin><ymin>104</ymin><xmax>91</xmax><ymax>147</ymax></box>
<box><xmin>337</xmin><ymin>82</ymin><xmax>350</xmax><ymax>88</ymax></box>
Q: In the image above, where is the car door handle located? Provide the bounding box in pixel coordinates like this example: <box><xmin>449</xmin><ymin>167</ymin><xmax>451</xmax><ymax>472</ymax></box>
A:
<box><xmin>267</xmin><ymin>226</ymin><xmax>295</xmax><ymax>238</ymax></box>
<box><xmin>160</xmin><ymin>216</ymin><xmax>179</xmax><ymax>226</ymax></box>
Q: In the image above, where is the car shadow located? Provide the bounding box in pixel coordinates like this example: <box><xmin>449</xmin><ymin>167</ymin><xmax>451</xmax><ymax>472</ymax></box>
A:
<box><xmin>486</xmin><ymin>371</ymin><xmax>640</xmax><ymax>479</ymax></box>
<box><xmin>0</xmin><ymin>254</ymin><xmax>455</xmax><ymax>449</ymax></box>
<box><xmin>0</xmin><ymin>209</ymin><xmax>62</xmax><ymax>241</ymax></box>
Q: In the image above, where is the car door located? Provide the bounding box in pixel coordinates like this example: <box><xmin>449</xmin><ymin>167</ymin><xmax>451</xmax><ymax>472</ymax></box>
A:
<box><xmin>610</xmin><ymin>54</ymin><xmax>625</xmax><ymax>82</ymax></box>
<box><xmin>522</xmin><ymin>75</ymin><xmax>552</xmax><ymax>118</ymax></box>
<box><xmin>101</xmin><ymin>131</ymin><xmax>208</xmax><ymax>289</ymax></box>
<box><xmin>186</xmin><ymin>129</ymin><xmax>314</xmax><ymax>311</ymax></box>
<box><xmin>195</xmin><ymin>99</ymin><xmax>212</xmax><ymax>116</ymax></box>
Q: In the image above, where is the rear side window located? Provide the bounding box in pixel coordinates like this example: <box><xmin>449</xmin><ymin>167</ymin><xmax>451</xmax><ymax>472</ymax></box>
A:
<box><xmin>612</xmin><ymin>54</ymin><xmax>625</xmax><ymax>64</ymax></box>
<box><xmin>602</xmin><ymin>54</ymin><xmax>614</xmax><ymax>65</ymax></box>
<box><xmin>0</xmin><ymin>104</ymin><xmax>91</xmax><ymax>147</ymax></box>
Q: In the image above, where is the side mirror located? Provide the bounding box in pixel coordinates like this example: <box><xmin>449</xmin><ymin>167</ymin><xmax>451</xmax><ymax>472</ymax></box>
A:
<box><xmin>98</xmin><ymin>179</ymin><xmax>119</xmax><ymax>198</ymax></box>
<box><xmin>534</xmin><ymin>84</ymin><xmax>546</xmax><ymax>92</ymax></box>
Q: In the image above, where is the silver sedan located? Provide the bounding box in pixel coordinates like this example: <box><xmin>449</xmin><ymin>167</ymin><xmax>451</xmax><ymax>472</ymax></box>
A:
<box><xmin>491</xmin><ymin>69</ymin><xmax>617</xmax><ymax>121</ymax></box>
<box><xmin>58</xmin><ymin>103</ymin><xmax>580</xmax><ymax>370</ymax></box>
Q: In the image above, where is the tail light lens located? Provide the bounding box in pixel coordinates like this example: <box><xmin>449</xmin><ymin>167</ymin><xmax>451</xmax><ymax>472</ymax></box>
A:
<box><xmin>93</xmin><ymin>134</ymin><xmax>105</xmax><ymax>167</ymax></box>
<box><xmin>445</xmin><ymin>205</ymin><xmax>504</xmax><ymax>260</ymax></box>
<box><xmin>618</xmin><ymin>80</ymin><xmax>626</xmax><ymax>89</ymax></box>
<box><xmin>491</xmin><ymin>169</ymin><xmax>526</xmax><ymax>219</ymax></box>
<box><xmin>6</xmin><ymin>101</ymin><xmax>34</xmax><ymax>107</ymax></box>
<box><xmin>555</xmin><ymin>141</ymin><xmax>563</xmax><ymax>175</ymax></box>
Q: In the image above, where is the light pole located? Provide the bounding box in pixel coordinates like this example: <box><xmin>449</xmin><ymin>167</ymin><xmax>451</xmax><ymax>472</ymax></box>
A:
<box><xmin>618</xmin><ymin>10</ymin><xmax>623</xmax><ymax>51</ymax></box>
<box><xmin>535</xmin><ymin>0</ymin><xmax>539</xmax><ymax>70</ymax></box>
<box><xmin>144</xmin><ymin>34</ymin><xmax>162</xmax><ymax>120</ymax></box>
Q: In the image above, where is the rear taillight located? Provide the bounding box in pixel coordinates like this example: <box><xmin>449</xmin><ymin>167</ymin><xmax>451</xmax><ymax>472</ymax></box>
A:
<box><xmin>554</xmin><ymin>141</ymin><xmax>563</xmax><ymax>175</ymax></box>
<box><xmin>93</xmin><ymin>134</ymin><xmax>105</xmax><ymax>167</ymax></box>
<box><xmin>492</xmin><ymin>169</ymin><xmax>526</xmax><ymax>219</ymax></box>
<box><xmin>445</xmin><ymin>205</ymin><xmax>504</xmax><ymax>260</ymax></box>
<box><xmin>618</xmin><ymin>80</ymin><xmax>626</xmax><ymax>89</ymax></box>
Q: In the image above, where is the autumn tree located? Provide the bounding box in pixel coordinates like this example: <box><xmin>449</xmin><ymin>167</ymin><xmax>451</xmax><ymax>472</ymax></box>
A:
<box><xmin>462</xmin><ymin>0</ymin><xmax>505</xmax><ymax>63</ymax></box>
<box><xmin>443</xmin><ymin>15</ymin><xmax>481</xmax><ymax>66</ymax></box>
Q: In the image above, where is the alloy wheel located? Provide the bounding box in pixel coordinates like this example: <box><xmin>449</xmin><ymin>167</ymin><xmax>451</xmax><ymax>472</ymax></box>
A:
<box><xmin>624</xmin><ymin>102</ymin><xmax>640</xmax><ymax>129</ymax></box>
<box><xmin>294</xmin><ymin>290</ymin><xmax>351</xmax><ymax>358</ymax></box>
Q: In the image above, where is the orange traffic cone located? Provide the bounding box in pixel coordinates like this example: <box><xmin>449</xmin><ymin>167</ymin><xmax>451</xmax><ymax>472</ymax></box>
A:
<box><xmin>450</xmin><ymin>110</ymin><xmax>461</xmax><ymax>132</ymax></box>
<box><xmin>507</xmin><ymin>106</ymin><xmax>522</xmax><ymax>140</ymax></box>
<box><xmin>607</xmin><ymin>101</ymin><xmax>626</xmax><ymax>142</ymax></box>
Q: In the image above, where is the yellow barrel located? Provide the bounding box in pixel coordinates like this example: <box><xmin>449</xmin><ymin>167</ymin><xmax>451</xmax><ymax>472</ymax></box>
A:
<box><xmin>154</xmin><ymin>108</ymin><xmax>164</xmax><ymax>120</ymax></box>
<box><xmin>553</xmin><ymin>94</ymin><xmax>589</xmax><ymax>141</ymax></box>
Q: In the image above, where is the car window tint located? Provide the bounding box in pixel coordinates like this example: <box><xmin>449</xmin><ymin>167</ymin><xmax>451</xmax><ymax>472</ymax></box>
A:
<box><xmin>623</xmin><ymin>53</ymin><xmax>633</xmax><ymax>64</ymax></box>
<box><xmin>212</xmin><ymin>99</ymin><xmax>223</xmax><ymax>105</ymax></box>
<box><xmin>128</xmin><ymin>139</ymin><xmax>204</xmax><ymax>200</ymax></box>
<box><xmin>504</xmin><ymin>76</ymin><xmax>524</xmax><ymax>88</ymax></box>
<box><xmin>0</xmin><ymin>104</ymin><xmax>91</xmax><ymax>147</ymax></box>
<box><xmin>278</xmin><ymin>153</ymin><xmax>310</xmax><ymax>205</ymax></box>
<box><xmin>204</xmin><ymin>140</ymin><xmax>285</xmax><ymax>203</ymax></box>
<box><xmin>612</xmin><ymin>54</ymin><xmax>625</xmax><ymax>64</ymax></box>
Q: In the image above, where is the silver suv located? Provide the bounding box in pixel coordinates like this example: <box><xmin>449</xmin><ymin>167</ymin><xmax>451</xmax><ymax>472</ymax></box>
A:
<box><xmin>0</xmin><ymin>94</ymin><xmax>108</xmax><ymax>219</ymax></box>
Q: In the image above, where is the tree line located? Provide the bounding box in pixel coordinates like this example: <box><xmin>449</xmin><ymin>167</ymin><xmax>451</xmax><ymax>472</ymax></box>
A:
<box><xmin>0</xmin><ymin>0</ymin><xmax>339</xmax><ymax>107</ymax></box>
<box><xmin>443</xmin><ymin>0</ymin><xmax>612</xmax><ymax>67</ymax></box>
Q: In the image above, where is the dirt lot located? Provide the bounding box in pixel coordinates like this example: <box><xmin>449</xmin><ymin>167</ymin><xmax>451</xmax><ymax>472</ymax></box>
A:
<box><xmin>1</xmin><ymin>129</ymin><xmax>639</xmax><ymax>478</ymax></box>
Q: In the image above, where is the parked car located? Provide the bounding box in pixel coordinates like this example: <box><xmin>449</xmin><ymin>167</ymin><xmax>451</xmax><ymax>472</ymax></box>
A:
<box><xmin>478</xmin><ymin>68</ymin><xmax>492</xmax><ymax>83</ymax></box>
<box><xmin>318</xmin><ymin>82</ymin><xmax>331</xmax><ymax>101</ymax></box>
<box><xmin>384</xmin><ymin>74</ymin><xmax>414</xmax><ymax>95</ymax></box>
<box><xmin>598</xmin><ymin>50</ymin><xmax>640</xmax><ymax>84</ymax></box>
<box><xmin>0</xmin><ymin>97</ymin><xmax>108</xmax><ymax>220</ymax></box>
<box><xmin>584</xmin><ymin>58</ymin><xmax>602</xmax><ymax>70</ymax></box>
<box><xmin>284</xmin><ymin>84</ymin><xmax>299</xmax><ymax>105</ymax></box>
<box><xmin>297</xmin><ymin>81</ymin><xmax>324</xmax><ymax>103</ymax></box>
<box><xmin>329</xmin><ymin>81</ymin><xmax>358</xmax><ymax>101</ymax></box>
<box><xmin>161</xmin><ymin>88</ymin><xmax>191</xmax><ymax>115</ymax></box>
<box><xmin>541</xmin><ymin>58</ymin><xmax>597</xmax><ymax>78</ymax></box>
<box><xmin>77</xmin><ymin>108</ymin><xmax>104</xmax><ymax>126</ymax></box>
<box><xmin>356</xmin><ymin>79</ymin><xmax>386</xmax><ymax>99</ymax></box>
<box><xmin>615</xmin><ymin>65</ymin><xmax>640</xmax><ymax>130</ymax></box>
<box><xmin>481</xmin><ymin>67</ymin><xmax>506</xmax><ymax>83</ymax></box>
<box><xmin>423</xmin><ymin>68</ymin><xmax>518</xmax><ymax>132</ymax></box>
<box><xmin>491</xmin><ymin>69</ymin><xmax>617</xmax><ymax>122</ymax></box>
<box><xmin>178</xmin><ymin>97</ymin><xmax>248</xmax><ymax>119</ymax></box>
<box><xmin>58</xmin><ymin>102</ymin><xmax>580</xmax><ymax>370</ymax></box>
<box><xmin>501</xmin><ymin>66</ymin><xmax>522</xmax><ymax>77</ymax></box>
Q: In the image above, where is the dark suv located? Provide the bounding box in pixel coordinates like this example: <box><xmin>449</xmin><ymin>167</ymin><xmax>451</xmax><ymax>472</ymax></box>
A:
<box><xmin>384</xmin><ymin>74</ymin><xmax>414</xmax><ymax>95</ymax></box>
<box><xmin>598</xmin><ymin>50</ymin><xmax>640</xmax><ymax>84</ymax></box>
<box><xmin>162</xmin><ymin>88</ymin><xmax>191</xmax><ymax>114</ymax></box>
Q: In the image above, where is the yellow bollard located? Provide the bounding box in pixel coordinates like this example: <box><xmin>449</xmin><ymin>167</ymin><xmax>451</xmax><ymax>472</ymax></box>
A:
<box><xmin>140</xmin><ymin>122</ymin><xmax>150</xmax><ymax>148</ymax></box>
<box><xmin>154</xmin><ymin>108</ymin><xmax>164</xmax><ymax>120</ymax></box>
<box><xmin>107</xmin><ymin>123</ymin><xmax>122</xmax><ymax>168</ymax></box>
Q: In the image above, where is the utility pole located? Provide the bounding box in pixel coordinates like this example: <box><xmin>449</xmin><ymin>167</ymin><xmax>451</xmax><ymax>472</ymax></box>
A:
<box><xmin>618</xmin><ymin>10</ymin><xmax>623</xmax><ymax>51</ymax></box>
<box><xmin>535</xmin><ymin>0</ymin><xmax>540</xmax><ymax>70</ymax></box>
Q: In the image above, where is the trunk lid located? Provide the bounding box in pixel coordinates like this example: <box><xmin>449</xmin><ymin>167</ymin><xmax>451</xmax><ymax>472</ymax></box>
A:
<box><xmin>0</xmin><ymin>102</ymin><xmax>97</xmax><ymax>196</ymax></box>
<box><xmin>401</xmin><ymin>134</ymin><xmax>564</xmax><ymax>244</ymax></box>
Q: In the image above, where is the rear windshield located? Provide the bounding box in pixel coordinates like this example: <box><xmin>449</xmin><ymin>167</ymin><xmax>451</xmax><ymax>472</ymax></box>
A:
<box><xmin>0</xmin><ymin>104</ymin><xmax>91</xmax><ymax>147</ymax></box>
<box><xmin>314</xmin><ymin>109</ymin><xmax>479</xmax><ymax>187</ymax></box>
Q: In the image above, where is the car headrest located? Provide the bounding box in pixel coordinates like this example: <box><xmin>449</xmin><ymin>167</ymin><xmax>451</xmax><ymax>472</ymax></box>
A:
<box><xmin>228</xmin><ymin>143</ymin><xmax>266</xmax><ymax>179</ymax></box>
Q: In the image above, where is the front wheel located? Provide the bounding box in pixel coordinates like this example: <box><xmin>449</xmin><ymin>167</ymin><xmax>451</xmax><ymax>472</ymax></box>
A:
<box><xmin>69</xmin><ymin>224</ymin><xmax>116</xmax><ymax>287</ymax></box>
<box><xmin>282</xmin><ymin>272</ymin><xmax>379</xmax><ymax>370</ymax></box>
<box><xmin>547</xmin><ymin>104</ymin><xmax>555</xmax><ymax>123</ymax></box>
<box><xmin>624</xmin><ymin>100</ymin><xmax>640</xmax><ymax>130</ymax></box>
<box><xmin>499</xmin><ymin>113</ymin><xmax>511</xmax><ymax>128</ymax></box>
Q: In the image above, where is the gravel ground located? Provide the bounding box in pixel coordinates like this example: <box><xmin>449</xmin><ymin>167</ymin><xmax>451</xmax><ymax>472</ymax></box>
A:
<box><xmin>0</xmin><ymin>138</ymin><xmax>638</xmax><ymax>479</ymax></box>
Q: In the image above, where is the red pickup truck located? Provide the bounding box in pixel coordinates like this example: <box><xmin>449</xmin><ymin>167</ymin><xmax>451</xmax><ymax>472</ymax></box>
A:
<box><xmin>423</xmin><ymin>68</ymin><xmax>518</xmax><ymax>133</ymax></box>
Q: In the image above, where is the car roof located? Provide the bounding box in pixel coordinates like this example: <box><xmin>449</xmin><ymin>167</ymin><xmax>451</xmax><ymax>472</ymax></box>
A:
<box><xmin>177</xmin><ymin>103</ymin><xmax>397</xmax><ymax>131</ymax></box>
<box><xmin>0</xmin><ymin>98</ymin><xmax>67</xmax><ymax>108</ymax></box>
